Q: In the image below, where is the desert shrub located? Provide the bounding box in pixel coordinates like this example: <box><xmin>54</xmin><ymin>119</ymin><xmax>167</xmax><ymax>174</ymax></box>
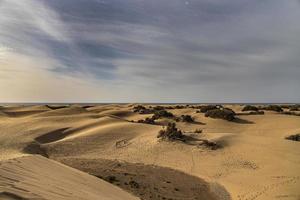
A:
<box><xmin>129</xmin><ymin>180</ymin><xmax>140</xmax><ymax>189</ymax></box>
<box><xmin>137</xmin><ymin>117</ymin><xmax>156</xmax><ymax>124</ymax></box>
<box><xmin>285</xmin><ymin>134</ymin><xmax>300</xmax><ymax>141</ymax></box>
<box><xmin>249</xmin><ymin>111</ymin><xmax>265</xmax><ymax>115</ymax></box>
<box><xmin>133</xmin><ymin>105</ymin><xmax>146</xmax><ymax>112</ymax></box>
<box><xmin>242</xmin><ymin>105</ymin><xmax>259</xmax><ymax>112</ymax></box>
<box><xmin>181</xmin><ymin>115</ymin><xmax>194</xmax><ymax>122</ymax></box>
<box><xmin>289</xmin><ymin>105</ymin><xmax>300</xmax><ymax>111</ymax></box>
<box><xmin>152</xmin><ymin>110</ymin><xmax>174</xmax><ymax>119</ymax></box>
<box><xmin>133</xmin><ymin>105</ymin><xmax>152</xmax><ymax>114</ymax></box>
<box><xmin>260</xmin><ymin>105</ymin><xmax>283</xmax><ymax>112</ymax></box>
<box><xmin>157</xmin><ymin>123</ymin><xmax>184</xmax><ymax>141</ymax></box>
<box><xmin>194</xmin><ymin>129</ymin><xmax>203</xmax><ymax>133</ymax></box>
<box><xmin>105</xmin><ymin>175</ymin><xmax>118</xmax><ymax>183</ymax></box>
<box><xmin>199</xmin><ymin>105</ymin><xmax>218</xmax><ymax>113</ymax></box>
<box><xmin>198</xmin><ymin>139</ymin><xmax>220</xmax><ymax>150</ymax></box>
<box><xmin>175</xmin><ymin>105</ymin><xmax>185</xmax><ymax>109</ymax></box>
<box><xmin>205</xmin><ymin>108</ymin><xmax>236</xmax><ymax>121</ymax></box>
<box><xmin>281</xmin><ymin>111</ymin><xmax>300</xmax><ymax>116</ymax></box>
<box><xmin>152</xmin><ymin>106</ymin><xmax>165</xmax><ymax>111</ymax></box>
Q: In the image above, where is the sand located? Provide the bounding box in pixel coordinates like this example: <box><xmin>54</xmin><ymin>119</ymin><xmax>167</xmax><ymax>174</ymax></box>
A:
<box><xmin>0</xmin><ymin>155</ymin><xmax>139</xmax><ymax>200</ymax></box>
<box><xmin>0</xmin><ymin>104</ymin><xmax>299</xmax><ymax>200</ymax></box>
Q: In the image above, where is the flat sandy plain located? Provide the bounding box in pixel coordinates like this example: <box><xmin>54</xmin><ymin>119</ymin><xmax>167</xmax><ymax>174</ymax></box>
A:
<box><xmin>0</xmin><ymin>104</ymin><xmax>299</xmax><ymax>200</ymax></box>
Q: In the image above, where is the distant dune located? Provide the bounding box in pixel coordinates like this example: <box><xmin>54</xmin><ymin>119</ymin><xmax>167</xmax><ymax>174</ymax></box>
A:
<box><xmin>0</xmin><ymin>104</ymin><xmax>300</xmax><ymax>200</ymax></box>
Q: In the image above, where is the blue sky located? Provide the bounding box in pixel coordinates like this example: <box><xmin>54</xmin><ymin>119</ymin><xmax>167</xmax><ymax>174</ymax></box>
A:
<box><xmin>0</xmin><ymin>0</ymin><xmax>299</xmax><ymax>102</ymax></box>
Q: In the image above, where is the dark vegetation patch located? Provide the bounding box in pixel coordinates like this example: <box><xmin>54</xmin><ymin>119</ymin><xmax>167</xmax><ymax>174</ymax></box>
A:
<box><xmin>237</xmin><ymin>111</ymin><xmax>264</xmax><ymax>115</ymax></box>
<box><xmin>197</xmin><ymin>105</ymin><xmax>223</xmax><ymax>113</ymax></box>
<box><xmin>179</xmin><ymin>115</ymin><xmax>194</xmax><ymax>123</ymax></box>
<box><xmin>197</xmin><ymin>139</ymin><xmax>220</xmax><ymax>150</ymax></box>
<box><xmin>289</xmin><ymin>104</ymin><xmax>300</xmax><ymax>111</ymax></box>
<box><xmin>285</xmin><ymin>134</ymin><xmax>300</xmax><ymax>142</ymax></box>
<box><xmin>259</xmin><ymin>105</ymin><xmax>283</xmax><ymax>112</ymax></box>
<box><xmin>152</xmin><ymin>110</ymin><xmax>174</xmax><ymax>119</ymax></box>
<box><xmin>194</xmin><ymin>129</ymin><xmax>203</xmax><ymax>134</ymax></box>
<box><xmin>137</xmin><ymin>117</ymin><xmax>156</xmax><ymax>124</ymax></box>
<box><xmin>242</xmin><ymin>105</ymin><xmax>259</xmax><ymax>112</ymax></box>
<box><xmin>45</xmin><ymin>105</ymin><xmax>68</xmax><ymax>110</ymax></box>
<box><xmin>157</xmin><ymin>123</ymin><xmax>184</xmax><ymax>141</ymax></box>
<box><xmin>281</xmin><ymin>111</ymin><xmax>300</xmax><ymax>116</ymax></box>
<box><xmin>133</xmin><ymin>105</ymin><xmax>152</xmax><ymax>114</ymax></box>
<box><xmin>157</xmin><ymin>123</ymin><xmax>220</xmax><ymax>149</ymax></box>
<box><xmin>104</xmin><ymin>175</ymin><xmax>118</xmax><ymax>183</ymax></box>
<box><xmin>205</xmin><ymin>108</ymin><xmax>236</xmax><ymax>121</ymax></box>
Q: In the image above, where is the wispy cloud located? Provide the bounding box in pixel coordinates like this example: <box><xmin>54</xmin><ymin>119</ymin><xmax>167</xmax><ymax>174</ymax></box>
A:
<box><xmin>0</xmin><ymin>0</ymin><xmax>299</xmax><ymax>102</ymax></box>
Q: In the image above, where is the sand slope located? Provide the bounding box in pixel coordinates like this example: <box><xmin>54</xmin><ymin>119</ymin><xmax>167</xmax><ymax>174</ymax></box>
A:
<box><xmin>0</xmin><ymin>104</ymin><xmax>299</xmax><ymax>200</ymax></box>
<box><xmin>0</xmin><ymin>155</ymin><xmax>139</xmax><ymax>200</ymax></box>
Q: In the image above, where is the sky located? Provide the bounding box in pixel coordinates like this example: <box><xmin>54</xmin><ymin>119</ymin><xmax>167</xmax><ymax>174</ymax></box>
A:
<box><xmin>0</xmin><ymin>0</ymin><xmax>299</xmax><ymax>103</ymax></box>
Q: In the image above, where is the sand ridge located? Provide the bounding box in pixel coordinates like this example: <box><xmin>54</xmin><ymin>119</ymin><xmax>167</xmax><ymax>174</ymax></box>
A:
<box><xmin>0</xmin><ymin>104</ymin><xmax>300</xmax><ymax>200</ymax></box>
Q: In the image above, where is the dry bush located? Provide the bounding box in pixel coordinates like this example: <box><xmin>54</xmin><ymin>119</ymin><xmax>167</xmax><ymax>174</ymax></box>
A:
<box><xmin>285</xmin><ymin>134</ymin><xmax>300</xmax><ymax>141</ymax></box>
<box><xmin>152</xmin><ymin>110</ymin><xmax>174</xmax><ymax>119</ymax></box>
<box><xmin>260</xmin><ymin>105</ymin><xmax>283</xmax><ymax>112</ymax></box>
<box><xmin>205</xmin><ymin>108</ymin><xmax>236</xmax><ymax>121</ymax></box>
<box><xmin>281</xmin><ymin>111</ymin><xmax>300</xmax><ymax>116</ymax></box>
<box><xmin>289</xmin><ymin>105</ymin><xmax>300</xmax><ymax>111</ymax></box>
<box><xmin>242</xmin><ymin>105</ymin><xmax>259</xmax><ymax>112</ymax></box>
<box><xmin>194</xmin><ymin>129</ymin><xmax>203</xmax><ymax>133</ymax></box>
<box><xmin>197</xmin><ymin>105</ymin><xmax>223</xmax><ymax>113</ymax></box>
<box><xmin>180</xmin><ymin>115</ymin><xmax>194</xmax><ymax>123</ymax></box>
<box><xmin>248</xmin><ymin>111</ymin><xmax>265</xmax><ymax>115</ymax></box>
<box><xmin>157</xmin><ymin>123</ymin><xmax>184</xmax><ymax>141</ymax></box>
<box><xmin>137</xmin><ymin>117</ymin><xmax>156</xmax><ymax>124</ymax></box>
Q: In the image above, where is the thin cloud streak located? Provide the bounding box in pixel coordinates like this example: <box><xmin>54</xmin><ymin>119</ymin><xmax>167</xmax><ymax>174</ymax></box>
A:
<box><xmin>0</xmin><ymin>0</ymin><xmax>299</xmax><ymax>102</ymax></box>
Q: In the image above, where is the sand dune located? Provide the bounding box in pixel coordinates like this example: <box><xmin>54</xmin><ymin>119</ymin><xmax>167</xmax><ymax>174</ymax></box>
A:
<box><xmin>0</xmin><ymin>104</ymin><xmax>299</xmax><ymax>200</ymax></box>
<box><xmin>0</xmin><ymin>155</ymin><xmax>139</xmax><ymax>200</ymax></box>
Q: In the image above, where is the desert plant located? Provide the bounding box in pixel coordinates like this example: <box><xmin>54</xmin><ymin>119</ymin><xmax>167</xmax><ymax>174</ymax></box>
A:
<box><xmin>249</xmin><ymin>111</ymin><xmax>265</xmax><ymax>115</ymax></box>
<box><xmin>157</xmin><ymin>123</ymin><xmax>184</xmax><ymax>141</ymax></box>
<box><xmin>133</xmin><ymin>105</ymin><xmax>152</xmax><ymax>114</ymax></box>
<box><xmin>205</xmin><ymin>108</ymin><xmax>236</xmax><ymax>121</ymax></box>
<box><xmin>281</xmin><ymin>111</ymin><xmax>300</xmax><ymax>116</ymax></box>
<box><xmin>242</xmin><ymin>105</ymin><xmax>259</xmax><ymax>112</ymax></box>
<box><xmin>152</xmin><ymin>106</ymin><xmax>165</xmax><ymax>111</ymax></box>
<box><xmin>152</xmin><ymin>110</ymin><xmax>174</xmax><ymax>119</ymax></box>
<box><xmin>289</xmin><ymin>105</ymin><xmax>300</xmax><ymax>111</ymax></box>
<box><xmin>285</xmin><ymin>134</ymin><xmax>300</xmax><ymax>141</ymax></box>
<box><xmin>260</xmin><ymin>105</ymin><xmax>283</xmax><ymax>112</ymax></box>
<box><xmin>199</xmin><ymin>105</ymin><xmax>218</xmax><ymax>113</ymax></box>
<box><xmin>194</xmin><ymin>129</ymin><xmax>203</xmax><ymax>134</ymax></box>
<box><xmin>137</xmin><ymin>117</ymin><xmax>156</xmax><ymax>124</ymax></box>
<box><xmin>181</xmin><ymin>115</ymin><xmax>194</xmax><ymax>123</ymax></box>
